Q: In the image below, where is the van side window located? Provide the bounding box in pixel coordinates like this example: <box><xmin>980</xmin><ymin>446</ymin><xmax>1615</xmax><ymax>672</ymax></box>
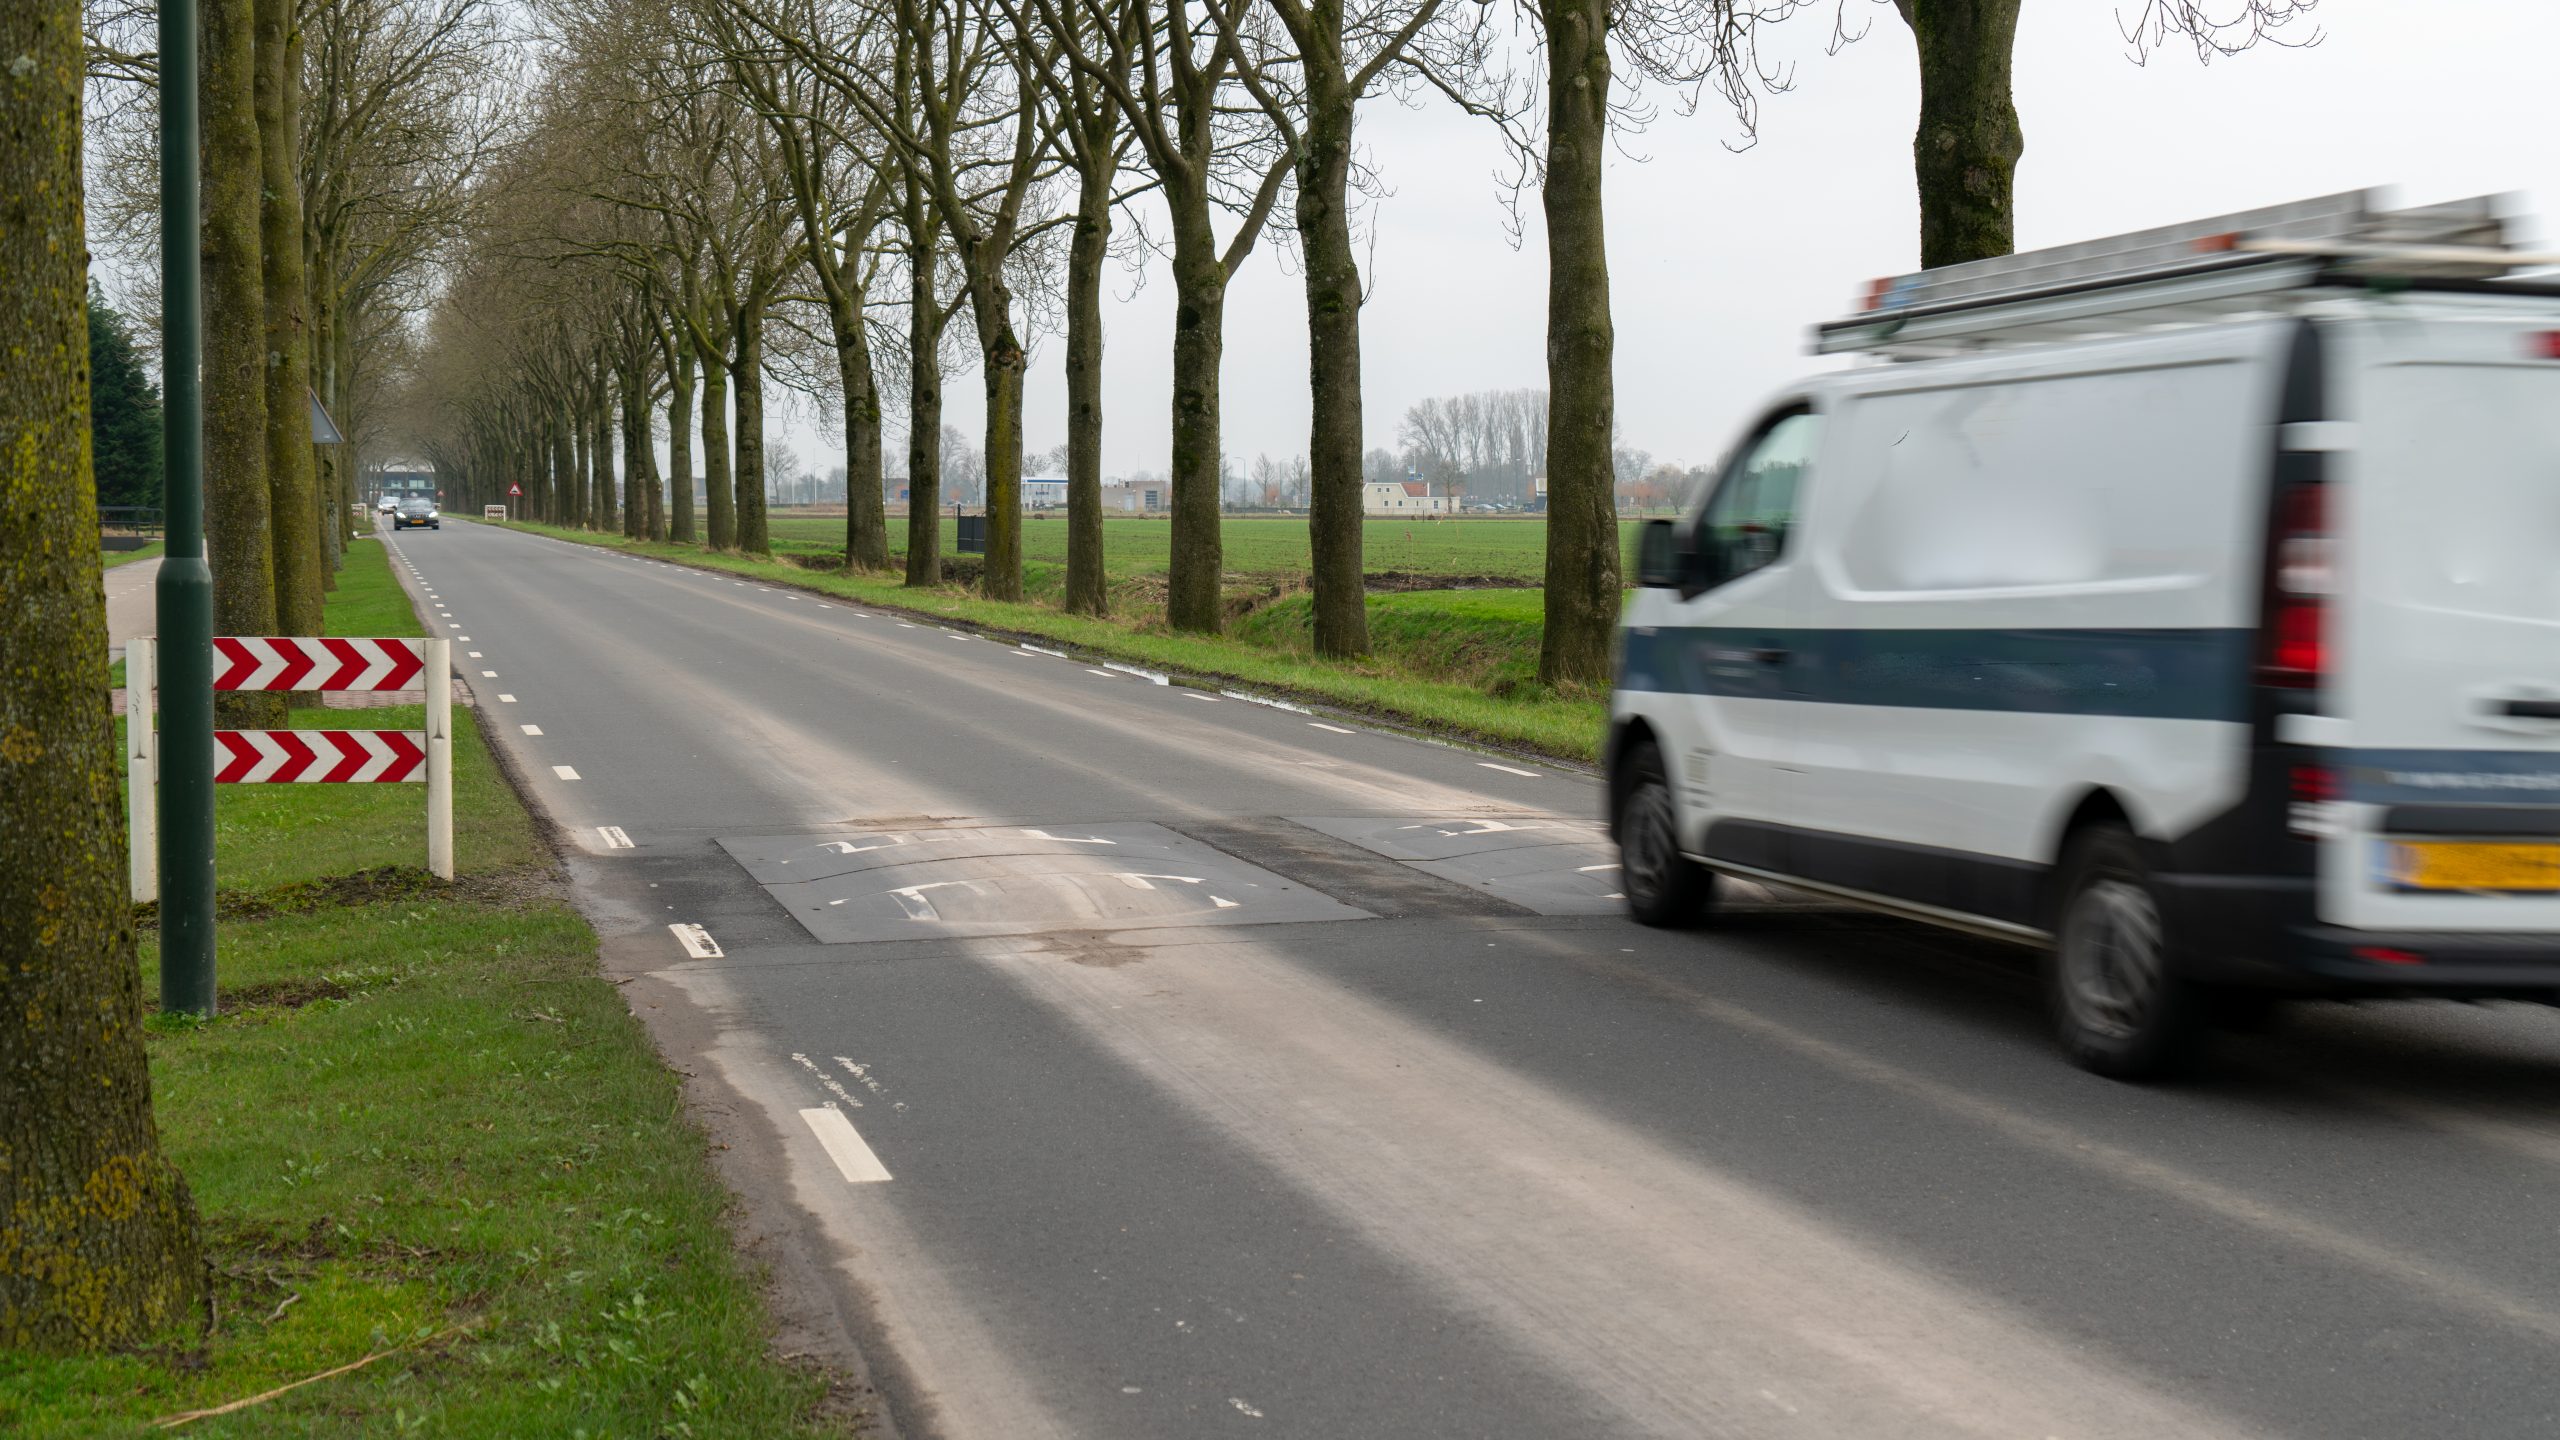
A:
<box><xmin>1697</xmin><ymin>411</ymin><xmax>1816</xmax><ymax>589</ymax></box>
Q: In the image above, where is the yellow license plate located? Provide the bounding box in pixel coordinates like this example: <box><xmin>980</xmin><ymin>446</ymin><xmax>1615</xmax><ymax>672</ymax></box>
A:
<box><xmin>2383</xmin><ymin>841</ymin><xmax>2560</xmax><ymax>894</ymax></box>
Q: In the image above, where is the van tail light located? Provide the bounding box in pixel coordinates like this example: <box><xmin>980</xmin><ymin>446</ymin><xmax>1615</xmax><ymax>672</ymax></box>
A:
<box><xmin>2259</xmin><ymin>481</ymin><xmax>2331</xmax><ymax>688</ymax></box>
<box><xmin>2289</xmin><ymin>763</ymin><xmax>2341</xmax><ymax>838</ymax></box>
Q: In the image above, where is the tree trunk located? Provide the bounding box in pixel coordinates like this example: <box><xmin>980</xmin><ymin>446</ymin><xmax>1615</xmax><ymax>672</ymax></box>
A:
<box><xmin>591</xmin><ymin>384</ymin><xmax>617</xmax><ymax>536</ymax></box>
<box><xmin>970</xmin><ymin>270</ymin><xmax>1025</xmax><ymax>601</ymax></box>
<box><xmin>1062</xmin><ymin>166</ymin><xmax>1110</xmax><ymax>617</ymax></box>
<box><xmin>1164</xmin><ymin>207</ymin><xmax>1225</xmax><ymax>634</ymax></box>
<box><xmin>569</xmin><ymin>401</ymin><xmax>590</xmax><ymax>529</ymax></box>
<box><xmin>553</xmin><ymin>410</ymin><xmax>578</xmax><ymax>531</ymax></box>
<box><xmin>1904</xmin><ymin>0</ymin><xmax>2024</xmax><ymax>268</ymax></box>
<box><xmin>701</xmin><ymin>352</ymin><xmax>733</xmax><ymax>549</ymax></box>
<box><xmin>839</xmin><ymin>314</ymin><xmax>888</xmax><ymax>571</ymax></box>
<box><xmin>1535</xmin><ymin>0</ymin><xmax>1621</xmax><ymax>687</ymax></box>
<box><xmin>903</xmin><ymin>245</ymin><xmax>942</xmax><ymax>588</ymax></box>
<box><xmin>1297</xmin><ymin>75</ymin><xmax>1368</xmax><ymax>658</ymax></box>
<box><xmin>732</xmin><ymin>306</ymin><xmax>768</xmax><ymax>555</ymax></box>
<box><xmin>254</xmin><ymin>0</ymin><xmax>319</xmax><ymax>677</ymax></box>
<box><xmin>202</xmin><ymin>0</ymin><xmax>279</xmax><ymax>726</ymax></box>
<box><xmin>669</xmin><ymin>342</ymin><xmax>696</xmax><ymax>543</ymax></box>
<box><xmin>622</xmin><ymin>370</ymin><xmax>660</xmax><ymax>541</ymax></box>
<box><xmin>0</xmin><ymin>0</ymin><xmax>208</xmax><ymax>1346</ymax></box>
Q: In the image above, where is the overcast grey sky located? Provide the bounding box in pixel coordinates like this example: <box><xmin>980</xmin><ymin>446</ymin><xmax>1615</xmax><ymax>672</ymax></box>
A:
<box><xmin>775</xmin><ymin>0</ymin><xmax>2558</xmax><ymax>482</ymax></box>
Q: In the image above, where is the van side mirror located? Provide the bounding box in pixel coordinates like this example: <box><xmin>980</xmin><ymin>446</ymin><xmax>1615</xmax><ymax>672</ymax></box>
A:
<box><xmin>1635</xmin><ymin>520</ymin><xmax>1682</xmax><ymax>588</ymax></box>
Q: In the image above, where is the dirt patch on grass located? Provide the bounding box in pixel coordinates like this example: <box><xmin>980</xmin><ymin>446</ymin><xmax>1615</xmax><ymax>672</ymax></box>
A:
<box><xmin>223</xmin><ymin>976</ymin><xmax>353</xmax><ymax>1009</ymax></box>
<box><xmin>133</xmin><ymin>863</ymin><xmax>567</xmax><ymax>923</ymax></box>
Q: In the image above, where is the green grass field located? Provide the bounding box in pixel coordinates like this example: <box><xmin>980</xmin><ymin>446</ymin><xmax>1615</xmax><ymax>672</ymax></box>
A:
<box><xmin>3</xmin><ymin>538</ymin><xmax>857</xmax><ymax>1437</ymax></box>
<box><xmin>768</xmin><ymin>512</ymin><xmax>1645</xmax><ymax>605</ymax></box>
<box><xmin>102</xmin><ymin>539</ymin><xmax>163</xmax><ymax>568</ymax></box>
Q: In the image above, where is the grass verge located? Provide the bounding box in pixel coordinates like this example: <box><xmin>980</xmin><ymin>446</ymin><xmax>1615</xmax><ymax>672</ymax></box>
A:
<box><xmin>104</xmin><ymin>540</ymin><xmax>164</xmax><ymax>569</ymax></box>
<box><xmin>488</xmin><ymin>518</ymin><xmax>1611</xmax><ymax>763</ymax></box>
<box><xmin>2</xmin><ymin>540</ymin><xmax>862</xmax><ymax>1437</ymax></box>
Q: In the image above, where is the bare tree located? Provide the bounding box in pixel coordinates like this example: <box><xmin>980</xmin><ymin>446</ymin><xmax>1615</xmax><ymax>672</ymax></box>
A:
<box><xmin>1039</xmin><ymin>0</ymin><xmax>1296</xmax><ymax>633</ymax></box>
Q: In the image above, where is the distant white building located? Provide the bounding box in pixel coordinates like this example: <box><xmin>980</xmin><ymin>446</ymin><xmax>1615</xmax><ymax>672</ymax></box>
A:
<box><xmin>1363</xmin><ymin>480</ymin><xmax>1449</xmax><ymax>516</ymax></box>
<box><xmin>1021</xmin><ymin>477</ymin><xmax>1067</xmax><ymax>508</ymax></box>
<box><xmin>1099</xmin><ymin>480</ymin><xmax>1167</xmax><ymax>513</ymax></box>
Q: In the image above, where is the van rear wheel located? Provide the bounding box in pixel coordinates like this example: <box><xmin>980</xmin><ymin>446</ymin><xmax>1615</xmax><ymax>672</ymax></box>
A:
<box><xmin>2048</xmin><ymin>824</ymin><xmax>2203</xmax><ymax>1080</ymax></box>
<box><xmin>1619</xmin><ymin>740</ymin><xmax>1716</xmax><ymax>929</ymax></box>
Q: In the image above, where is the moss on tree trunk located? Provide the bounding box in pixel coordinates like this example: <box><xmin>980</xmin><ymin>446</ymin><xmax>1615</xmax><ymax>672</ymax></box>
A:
<box><xmin>669</xmin><ymin>344</ymin><xmax>697</xmax><ymax>544</ymax></box>
<box><xmin>902</xmin><ymin>229</ymin><xmax>942</xmax><ymax>589</ymax></box>
<box><xmin>732</xmin><ymin>307</ymin><xmax>767</xmax><ymax>556</ymax></box>
<box><xmin>1903</xmin><ymin>0</ymin><xmax>2024</xmax><ymax>268</ymax></box>
<box><xmin>1535</xmin><ymin>0</ymin><xmax>1621</xmax><ymax>687</ymax></box>
<box><xmin>255</xmin><ymin>0</ymin><xmax>321</xmax><ymax>671</ymax></box>
<box><xmin>1164</xmin><ymin>211</ymin><xmax>1226</xmax><ymax>635</ymax></box>
<box><xmin>0</xmin><ymin>0</ymin><xmax>208</xmax><ymax>1349</ymax></box>
<box><xmin>203</xmin><ymin>0</ymin><xmax>280</xmax><ymax>726</ymax></box>
<box><xmin>1062</xmin><ymin>167</ymin><xmax>1112</xmax><ymax>617</ymax></box>
<box><xmin>701</xmin><ymin>356</ymin><xmax>733</xmax><ymax>550</ymax></box>
<box><xmin>1297</xmin><ymin>67</ymin><xmax>1369</xmax><ymax>660</ymax></box>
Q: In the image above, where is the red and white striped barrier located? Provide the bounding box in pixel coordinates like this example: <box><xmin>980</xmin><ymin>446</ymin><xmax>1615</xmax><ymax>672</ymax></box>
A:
<box><xmin>129</xmin><ymin>633</ymin><xmax>452</xmax><ymax>901</ymax></box>
<box><xmin>213</xmin><ymin>636</ymin><xmax>424</xmax><ymax>692</ymax></box>
<box><xmin>214</xmin><ymin>728</ymin><xmax>427</xmax><ymax>784</ymax></box>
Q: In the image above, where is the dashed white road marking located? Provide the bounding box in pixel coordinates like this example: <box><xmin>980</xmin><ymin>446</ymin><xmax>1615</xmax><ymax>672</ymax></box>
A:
<box><xmin>1086</xmin><ymin>668</ymin><xmax>1118</xmax><ymax>679</ymax></box>
<box><xmin>1104</xmin><ymin>661</ymin><xmax>1169</xmax><ymax>685</ymax></box>
<box><xmin>668</xmin><ymin>921</ymin><xmax>722</xmax><ymax>958</ymax></box>
<box><xmin>1309</xmin><ymin>722</ymin><xmax>1357</xmax><ymax>735</ymax></box>
<box><xmin>467</xmin><ymin>651</ymin><xmax>482</xmax><ymax>658</ymax></box>
<box><xmin>1578</xmin><ymin>863</ymin><xmax>1619</xmax><ymax>873</ymax></box>
<box><xmin>446</xmin><ymin>621</ymin><xmax>462</xmax><ymax>628</ymax></box>
<box><xmin>457</xmin><ymin>636</ymin><xmax>470</xmax><ymax>642</ymax></box>
<box><xmin>1479</xmin><ymin>762</ymin><xmax>1542</xmax><ymax>778</ymax></box>
<box><xmin>1184</xmin><ymin>693</ymin><xmax>1221</xmax><ymax>702</ymax></box>
<box><xmin>480</xmin><ymin>670</ymin><xmax>497</xmax><ymax>678</ymax></box>
<box><xmin>598</xmin><ymin>825</ymin><xmax>634</xmax><ymax>849</ymax></box>
<box><xmin>1020</xmin><ymin>643</ymin><xmax>1068</xmax><ymax>659</ymax></box>
<box><xmin>552</xmin><ymin>765</ymin><xmax>580</xmax><ymax>780</ymax></box>
<box><xmin>497</xmin><ymin>693</ymin><xmax>516</xmax><ymax>703</ymax></box>
<box><xmin>897</xmin><ymin>622</ymin><xmax>918</xmax><ymax>629</ymax></box>
<box><xmin>800</xmin><ymin>1107</ymin><xmax>893</xmax><ymax>1184</ymax></box>
<box><xmin>521</xmin><ymin>724</ymin><xmax>542</xmax><ymax>735</ymax></box>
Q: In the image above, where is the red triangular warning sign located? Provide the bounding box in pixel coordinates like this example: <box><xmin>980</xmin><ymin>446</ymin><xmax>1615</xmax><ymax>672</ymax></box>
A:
<box><xmin>508</xmin><ymin>483</ymin><xmax>523</xmax><ymax>496</ymax></box>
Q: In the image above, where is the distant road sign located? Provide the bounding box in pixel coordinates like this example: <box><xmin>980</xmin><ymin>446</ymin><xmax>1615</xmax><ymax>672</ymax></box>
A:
<box><xmin>509</xmin><ymin>482</ymin><xmax>522</xmax><ymax>496</ymax></box>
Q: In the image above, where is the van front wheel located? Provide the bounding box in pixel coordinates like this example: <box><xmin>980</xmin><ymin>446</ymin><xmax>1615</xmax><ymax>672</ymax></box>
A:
<box><xmin>1619</xmin><ymin>741</ymin><xmax>1716</xmax><ymax>929</ymax></box>
<box><xmin>2047</xmin><ymin>825</ymin><xmax>2203</xmax><ymax>1079</ymax></box>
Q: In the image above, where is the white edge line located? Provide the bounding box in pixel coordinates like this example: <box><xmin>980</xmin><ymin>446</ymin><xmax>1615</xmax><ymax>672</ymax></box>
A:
<box><xmin>598</xmin><ymin>825</ymin><xmax>633</xmax><ymax>849</ymax></box>
<box><xmin>552</xmin><ymin>765</ymin><xmax>580</xmax><ymax>780</ymax></box>
<box><xmin>497</xmin><ymin>693</ymin><xmax>516</xmax><ymax>702</ymax></box>
<box><xmin>668</xmin><ymin>921</ymin><xmax>722</xmax><ymax>958</ymax></box>
<box><xmin>1219</xmin><ymin>690</ymin><xmax>1312</xmax><ymax>715</ymax></box>
<box><xmin>1103</xmin><ymin>661</ymin><xmax>1169</xmax><ymax>685</ymax></box>
<box><xmin>520</xmin><ymin>724</ymin><xmax>542</xmax><ymax>735</ymax></box>
<box><xmin>1020</xmin><ymin>643</ymin><xmax>1068</xmax><ymax>659</ymax></box>
<box><xmin>799</xmin><ymin>1107</ymin><xmax>892</xmax><ymax>1183</ymax></box>
<box><xmin>1309</xmin><ymin>722</ymin><xmax>1357</xmax><ymax>734</ymax></box>
<box><xmin>1479</xmin><ymin>762</ymin><xmax>1541</xmax><ymax>778</ymax></box>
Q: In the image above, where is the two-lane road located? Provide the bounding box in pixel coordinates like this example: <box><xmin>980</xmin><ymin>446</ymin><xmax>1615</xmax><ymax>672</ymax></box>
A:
<box><xmin>389</xmin><ymin>520</ymin><xmax>2560</xmax><ymax>1439</ymax></box>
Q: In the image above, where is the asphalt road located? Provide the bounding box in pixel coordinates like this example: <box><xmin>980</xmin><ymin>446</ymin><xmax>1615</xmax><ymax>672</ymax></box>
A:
<box><xmin>389</xmin><ymin>520</ymin><xmax>2560</xmax><ymax>1439</ymax></box>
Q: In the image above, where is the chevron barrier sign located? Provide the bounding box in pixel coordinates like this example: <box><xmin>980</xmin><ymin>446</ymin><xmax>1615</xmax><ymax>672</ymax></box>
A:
<box><xmin>129</xmin><ymin>634</ymin><xmax>453</xmax><ymax>903</ymax></box>
<box><xmin>214</xmin><ymin>728</ymin><xmax>427</xmax><ymax>783</ymax></box>
<box><xmin>213</xmin><ymin>636</ymin><xmax>425</xmax><ymax>692</ymax></box>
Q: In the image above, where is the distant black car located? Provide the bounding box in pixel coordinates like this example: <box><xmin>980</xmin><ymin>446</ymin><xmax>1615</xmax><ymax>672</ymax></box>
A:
<box><xmin>393</xmin><ymin>496</ymin><xmax>440</xmax><ymax>530</ymax></box>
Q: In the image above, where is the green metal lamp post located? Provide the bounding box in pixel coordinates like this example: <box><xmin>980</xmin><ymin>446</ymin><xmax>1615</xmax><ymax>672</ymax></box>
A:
<box><xmin>156</xmin><ymin>0</ymin><xmax>217</xmax><ymax>1014</ymax></box>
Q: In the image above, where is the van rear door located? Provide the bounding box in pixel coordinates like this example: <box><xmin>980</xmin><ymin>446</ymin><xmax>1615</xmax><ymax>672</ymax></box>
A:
<box><xmin>2331</xmin><ymin>315</ymin><xmax>2560</xmax><ymax>933</ymax></box>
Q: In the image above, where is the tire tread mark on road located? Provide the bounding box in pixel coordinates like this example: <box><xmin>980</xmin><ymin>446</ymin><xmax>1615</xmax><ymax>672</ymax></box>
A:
<box><xmin>1170</xmin><ymin>817</ymin><xmax>1538</xmax><ymax>921</ymax></box>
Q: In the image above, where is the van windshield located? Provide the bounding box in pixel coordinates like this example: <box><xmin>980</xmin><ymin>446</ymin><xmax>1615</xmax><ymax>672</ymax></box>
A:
<box><xmin>1696</xmin><ymin>411</ymin><xmax>1816</xmax><ymax>588</ymax></box>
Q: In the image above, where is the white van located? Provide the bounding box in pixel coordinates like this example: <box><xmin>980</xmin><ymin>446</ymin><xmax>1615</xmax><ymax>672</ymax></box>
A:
<box><xmin>1608</xmin><ymin>192</ymin><xmax>2560</xmax><ymax>1077</ymax></box>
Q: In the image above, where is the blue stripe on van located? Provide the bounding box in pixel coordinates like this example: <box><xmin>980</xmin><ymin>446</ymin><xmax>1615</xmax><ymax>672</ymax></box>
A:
<box><xmin>1616</xmin><ymin>626</ymin><xmax>2256</xmax><ymax>721</ymax></box>
<box><xmin>2343</xmin><ymin>750</ymin><xmax>2560</xmax><ymax>806</ymax></box>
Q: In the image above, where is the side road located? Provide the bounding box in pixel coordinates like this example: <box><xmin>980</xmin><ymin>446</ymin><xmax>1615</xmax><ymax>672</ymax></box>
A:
<box><xmin>0</xmin><ymin>538</ymin><xmax>870</xmax><ymax>1438</ymax></box>
<box><xmin>483</xmin><ymin>517</ymin><xmax>1610</xmax><ymax>764</ymax></box>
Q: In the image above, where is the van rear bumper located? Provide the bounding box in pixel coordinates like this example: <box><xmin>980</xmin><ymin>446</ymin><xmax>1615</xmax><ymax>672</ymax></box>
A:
<box><xmin>2161</xmin><ymin>872</ymin><xmax>2560</xmax><ymax>996</ymax></box>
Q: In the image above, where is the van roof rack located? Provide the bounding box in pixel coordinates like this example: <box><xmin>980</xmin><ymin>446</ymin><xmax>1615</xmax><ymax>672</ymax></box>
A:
<box><xmin>1815</xmin><ymin>189</ymin><xmax>2560</xmax><ymax>358</ymax></box>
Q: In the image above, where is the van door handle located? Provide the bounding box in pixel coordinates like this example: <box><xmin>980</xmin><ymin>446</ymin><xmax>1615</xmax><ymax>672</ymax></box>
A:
<box><xmin>1754</xmin><ymin>647</ymin><xmax>1791</xmax><ymax>666</ymax></box>
<box><xmin>2500</xmin><ymin>699</ymin><xmax>2560</xmax><ymax>720</ymax></box>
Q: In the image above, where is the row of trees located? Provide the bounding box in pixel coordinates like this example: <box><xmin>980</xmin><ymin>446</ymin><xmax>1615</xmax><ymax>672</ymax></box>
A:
<box><xmin>84</xmin><ymin>0</ymin><xmax>510</xmax><ymax>720</ymax></box>
<box><xmin>395</xmin><ymin>0</ymin><xmax>2313</xmax><ymax>684</ymax></box>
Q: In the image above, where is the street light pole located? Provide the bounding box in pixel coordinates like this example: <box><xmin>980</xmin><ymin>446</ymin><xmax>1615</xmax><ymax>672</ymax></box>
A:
<box><xmin>156</xmin><ymin>0</ymin><xmax>218</xmax><ymax>1014</ymax></box>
